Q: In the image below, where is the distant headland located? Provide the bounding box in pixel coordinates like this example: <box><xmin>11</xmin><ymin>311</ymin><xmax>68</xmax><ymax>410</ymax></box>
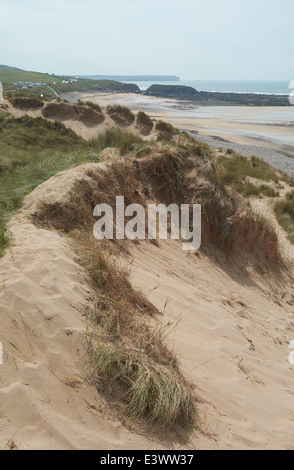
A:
<box><xmin>144</xmin><ymin>84</ymin><xmax>292</xmax><ymax>106</ymax></box>
<box><xmin>76</xmin><ymin>75</ymin><xmax>180</xmax><ymax>82</ymax></box>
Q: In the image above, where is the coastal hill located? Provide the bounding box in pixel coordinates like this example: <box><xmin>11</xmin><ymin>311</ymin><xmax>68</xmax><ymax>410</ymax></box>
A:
<box><xmin>145</xmin><ymin>84</ymin><xmax>292</xmax><ymax>106</ymax></box>
<box><xmin>1</xmin><ymin>65</ymin><xmax>291</xmax><ymax>106</ymax></box>
<box><xmin>0</xmin><ymin>64</ymin><xmax>65</xmax><ymax>85</ymax></box>
<box><xmin>0</xmin><ymin>65</ymin><xmax>140</xmax><ymax>97</ymax></box>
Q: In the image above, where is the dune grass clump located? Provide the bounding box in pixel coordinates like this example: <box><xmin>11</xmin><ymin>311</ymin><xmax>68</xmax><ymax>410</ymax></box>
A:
<box><xmin>217</xmin><ymin>153</ymin><xmax>287</xmax><ymax>185</ymax></box>
<box><xmin>42</xmin><ymin>100</ymin><xmax>105</xmax><ymax>125</ymax></box>
<box><xmin>156</xmin><ymin>120</ymin><xmax>178</xmax><ymax>142</ymax></box>
<box><xmin>78</xmin><ymin>106</ymin><xmax>105</xmax><ymax>126</ymax></box>
<box><xmin>89</xmin><ymin>128</ymin><xmax>147</xmax><ymax>155</ymax></box>
<box><xmin>88</xmin><ymin>342</ymin><xmax>195</xmax><ymax>428</ymax></box>
<box><xmin>42</xmin><ymin>101</ymin><xmax>80</xmax><ymax>120</ymax></box>
<box><xmin>0</xmin><ymin>114</ymin><xmax>82</xmax><ymax>166</ymax></box>
<box><xmin>78</xmin><ymin>101</ymin><xmax>102</xmax><ymax>113</ymax></box>
<box><xmin>9</xmin><ymin>96</ymin><xmax>44</xmax><ymax>110</ymax></box>
<box><xmin>0</xmin><ymin>115</ymin><xmax>155</xmax><ymax>256</ymax></box>
<box><xmin>274</xmin><ymin>191</ymin><xmax>294</xmax><ymax>244</ymax></box>
<box><xmin>70</xmin><ymin>231</ymin><xmax>196</xmax><ymax>433</ymax></box>
<box><xmin>136</xmin><ymin>111</ymin><xmax>153</xmax><ymax>135</ymax></box>
<box><xmin>0</xmin><ymin>113</ymin><xmax>89</xmax><ymax>255</ymax></box>
<box><xmin>107</xmin><ymin>105</ymin><xmax>135</xmax><ymax>127</ymax></box>
<box><xmin>235</xmin><ymin>181</ymin><xmax>279</xmax><ymax>198</ymax></box>
<box><xmin>216</xmin><ymin>153</ymin><xmax>292</xmax><ymax>197</ymax></box>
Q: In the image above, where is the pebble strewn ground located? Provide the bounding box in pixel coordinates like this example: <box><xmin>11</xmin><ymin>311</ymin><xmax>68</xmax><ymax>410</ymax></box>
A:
<box><xmin>187</xmin><ymin>131</ymin><xmax>294</xmax><ymax>178</ymax></box>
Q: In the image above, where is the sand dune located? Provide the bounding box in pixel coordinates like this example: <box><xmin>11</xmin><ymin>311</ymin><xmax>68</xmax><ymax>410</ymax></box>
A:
<box><xmin>1</xmin><ymin>158</ymin><xmax>294</xmax><ymax>449</ymax></box>
<box><xmin>0</xmin><ymin>216</ymin><xmax>175</xmax><ymax>450</ymax></box>
<box><xmin>4</xmin><ymin>98</ymin><xmax>156</xmax><ymax>140</ymax></box>
<box><xmin>127</xmin><ymin>239</ymin><xmax>294</xmax><ymax>450</ymax></box>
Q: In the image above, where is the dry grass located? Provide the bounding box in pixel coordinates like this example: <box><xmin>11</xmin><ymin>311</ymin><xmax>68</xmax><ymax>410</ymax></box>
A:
<box><xmin>155</xmin><ymin>120</ymin><xmax>178</xmax><ymax>142</ymax></box>
<box><xmin>33</xmin><ymin>142</ymin><xmax>283</xmax><ymax>268</ymax></box>
<box><xmin>9</xmin><ymin>96</ymin><xmax>44</xmax><ymax>110</ymax></box>
<box><xmin>89</xmin><ymin>128</ymin><xmax>147</xmax><ymax>156</ymax></box>
<box><xmin>136</xmin><ymin>111</ymin><xmax>153</xmax><ymax>136</ymax></box>
<box><xmin>78</xmin><ymin>101</ymin><xmax>102</xmax><ymax>113</ymax></box>
<box><xmin>70</xmin><ymin>230</ymin><xmax>196</xmax><ymax>433</ymax></box>
<box><xmin>42</xmin><ymin>101</ymin><xmax>105</xmax><ymax>125</ymax></box>
<box><xmin>107</xmin><ymin>105</ymin><xmax>135</xmax><ymax>127</ymax></box>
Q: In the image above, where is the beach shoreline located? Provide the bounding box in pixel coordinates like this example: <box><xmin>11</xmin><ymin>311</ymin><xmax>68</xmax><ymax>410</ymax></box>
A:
<box><xmin>62</xmin><ymin>91</ymin><xmax>294</xmax><ymax>177</ymax></box>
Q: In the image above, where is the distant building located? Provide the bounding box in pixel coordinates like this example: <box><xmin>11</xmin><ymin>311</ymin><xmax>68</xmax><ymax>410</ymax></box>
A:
<box><xmin>0</xmin><ymin>82</ymin><xmax>3</xmax><ymax>104</ymax></box>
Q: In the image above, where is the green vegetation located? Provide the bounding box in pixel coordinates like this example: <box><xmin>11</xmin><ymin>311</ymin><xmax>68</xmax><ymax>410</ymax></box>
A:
<box><xmin>89</xmin><ymin>128</ymin><xmax>147</xmax><ymax>155</ymax></box>
<box><xmin>0</xmin><ymin>112</ymin><xmax>148</xmax><ymax>255</ymax></box>
<box><xmin>274</xmin><ymin>191</ymin><xmax>294</xmax><ymax>244</ymax></box>
<box><xmin>78</xmin><ymin>101</ymin><xmax>102</xmax><ymax>113</ymax></box>
<box><xmin>155</xmin><ymin>120</ymin><xmax>178</xmax><ymax>142</ymax></box>
<box><xmin>136</xmin><ymin>111</ymin><xmax>153</xmax><ymax>135</ymax></box>
<box><xmin>7</xmin><ymin>96</ymin><xmax>45</xmax><ymax>110</ymax></box>
<box><xmin>1</xmin><ymin>65</ymin><xmax>139</xmax><ymax>98</ymax></box>
<box><xmin>107</xmin><ymin>105</ymin><xmax>136</xmax><ymax>126</ymax></box>
<box><xmin>52</xmin><ymin>79</ymin><xmax>139</xmax><ymax>95</ymax></box>
<box><xmin>216</xmin><ymin>153</ymin><xmax>291</xmax><ymax>197</ymax></box>
<box><xmin>0</xmin><ymin>65</ymin><xmax>64</xmax><ymax>84</ymax></box>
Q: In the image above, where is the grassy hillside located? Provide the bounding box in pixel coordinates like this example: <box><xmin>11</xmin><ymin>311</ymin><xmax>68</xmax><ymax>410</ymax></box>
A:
<box><xmin>52</xmin><ymin>78</ymin><xmax>139</xmax><ymax>95</ymax></box>
<box><xmin>0</xmin><ymin>65</ymin><xmax>140</xmax><ymax>97</ymax></box>
<box><xmin>0</xmin><ymin>109</ymin><xmax>149</xmax><ymax>255</ymax></box>
<box><xmin>0</xmin><ymin>65</ymin><xmax>64</xmax><ymax>84</ymax></box>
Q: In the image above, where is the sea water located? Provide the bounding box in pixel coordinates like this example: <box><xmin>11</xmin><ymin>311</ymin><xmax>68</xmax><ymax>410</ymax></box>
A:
<box><xmin>123</xmin><ymin>80</ymin><xmax>291</xmax><ymax>95</ymax></box>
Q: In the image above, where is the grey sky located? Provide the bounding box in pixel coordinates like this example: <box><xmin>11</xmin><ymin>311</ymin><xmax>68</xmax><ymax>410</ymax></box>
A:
<box><xmin>0</xmin><ymin>0</ymin><xmax>293</xmax><ymax>80</ymax></box>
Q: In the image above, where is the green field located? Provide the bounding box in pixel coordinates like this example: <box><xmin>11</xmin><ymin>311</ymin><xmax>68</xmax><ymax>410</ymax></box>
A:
<box><xmin>0</xmin><ymin>65</ymin><xmax>65</xmax><ymax>84</ymax></box>
<box><xmin>0</xmin><ymin>65</ymin><xmax>140</xmax><ymax>97</ymax></box>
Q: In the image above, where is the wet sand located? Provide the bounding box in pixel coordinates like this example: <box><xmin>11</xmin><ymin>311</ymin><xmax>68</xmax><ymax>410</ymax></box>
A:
<box><xmin>63</xmin><ymin>92</ymin><xmax>294</xmax><ymax>177</ymax></box>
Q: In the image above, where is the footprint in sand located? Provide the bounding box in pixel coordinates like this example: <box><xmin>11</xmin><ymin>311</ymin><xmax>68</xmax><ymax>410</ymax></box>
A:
<box><xmin>288</xmin><ymin>341</ymin><xmax>294</xmax><ymax>364</ymax></box>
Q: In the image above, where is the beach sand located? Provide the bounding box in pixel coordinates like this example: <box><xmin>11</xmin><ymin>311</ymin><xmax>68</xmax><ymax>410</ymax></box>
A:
<box><xmin>62</xmin><ymin>92</ymin><xmax>294</xmax><ymax>176</ymax></box>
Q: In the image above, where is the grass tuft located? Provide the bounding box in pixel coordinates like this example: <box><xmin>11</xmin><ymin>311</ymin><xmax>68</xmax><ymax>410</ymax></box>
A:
<box><xmin>274</xmin><ymin>191</ymin><xmax>294</xmax><ymax>244</ymax></box>
<box><xmin>216</xmin><ymin>153</ymin><xmax>291</xmax><ymax>197</ymax></box>
<box><xmin>89</xmin><ymin>128</ymin><xmax>147</xmax><ymax>155</ymax></box>
<box><xmin>136</xmin><ymin>111</ymin><xmax>153</xmax><ymax>135</ymax></box>
<box><xmin>107</xmin><ymin>105</ymin><xmax>135</xmax><ymax>127</ymax></box>
<box><xmin>70</xmin><ymin>231</ymin><xmax>196</xmax><ymax>433</ymax></box>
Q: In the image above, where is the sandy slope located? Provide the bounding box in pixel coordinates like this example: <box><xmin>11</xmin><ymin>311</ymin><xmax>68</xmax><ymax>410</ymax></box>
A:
<box><xmin>0</xmin><ymin>216</ymin><xmax>178</xmax><ymax>450</ymax></box>
<box><xmin>1</xmin><ymin>162</ymin><xmax>294</xmax><ymax>450</ymax></box>
<box><xmin>127</xmin><ymin>239</ymin><xmax>294</xmax><ymax>450</ymax></box>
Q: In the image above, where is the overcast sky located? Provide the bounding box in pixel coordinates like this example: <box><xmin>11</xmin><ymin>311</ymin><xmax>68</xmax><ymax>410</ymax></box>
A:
<box><xmin>0</xmin><ymin>0</ymin><xmax>293</xmax><ymax>80</ymax></box>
